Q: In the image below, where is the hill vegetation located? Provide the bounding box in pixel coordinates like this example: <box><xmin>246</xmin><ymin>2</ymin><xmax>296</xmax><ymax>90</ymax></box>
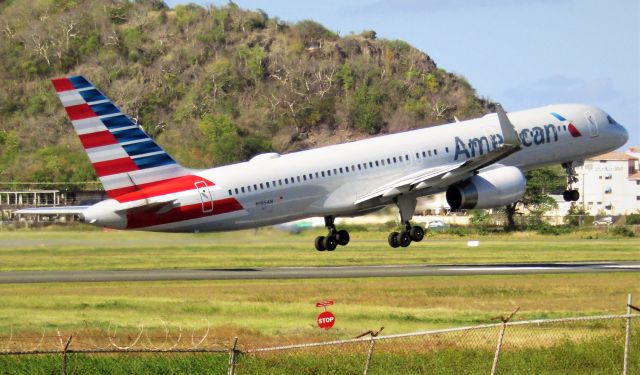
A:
<box><xmin>0</xmin><ymin>0</ymin><xmax>491</xmax><ymax>187</ymax></box>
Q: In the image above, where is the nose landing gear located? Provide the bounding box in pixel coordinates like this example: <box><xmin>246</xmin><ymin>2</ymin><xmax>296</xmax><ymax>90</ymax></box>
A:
<box><xmin>562</xmin><ymin>162</ymin><xmax>580</xmax><ymax>202</ymax></box>
<box><xmin>314</xmin><ymin>216</ymin><xmax>350</xmax><ymax>251</ymax></box>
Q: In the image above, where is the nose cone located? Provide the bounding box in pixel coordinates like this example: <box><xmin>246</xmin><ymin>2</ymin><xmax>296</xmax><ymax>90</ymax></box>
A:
<box><xmin>611</xmin><ymin>123</ymin><xmax>629</xmax><ymax>148</ymax></box>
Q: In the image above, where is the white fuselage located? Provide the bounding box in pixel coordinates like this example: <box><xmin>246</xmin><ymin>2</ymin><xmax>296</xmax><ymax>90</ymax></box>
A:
<box><xmin>87</xmin><ymin>104</ymin><xmax>628</xmax><ymax>232</ymax></box>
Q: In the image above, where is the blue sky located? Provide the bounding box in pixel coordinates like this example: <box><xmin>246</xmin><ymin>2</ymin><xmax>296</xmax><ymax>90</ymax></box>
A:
<box><xmin>167</xmin><ymin>0</ymin><xmax>639</xmax><ymax>148</ymax></box>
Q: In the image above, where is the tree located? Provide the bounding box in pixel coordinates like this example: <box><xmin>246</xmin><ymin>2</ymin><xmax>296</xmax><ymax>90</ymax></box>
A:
<box><xmin>503</xmin><ymin>166</ymin><xmax>565</xmax><ymax>230</ymax></box>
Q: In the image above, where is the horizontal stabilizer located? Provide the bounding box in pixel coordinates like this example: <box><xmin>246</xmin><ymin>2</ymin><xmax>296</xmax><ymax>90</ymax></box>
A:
<box><xmin>14</xmin><ymin>206</ymin><xmax>90</xmax><ymax>215</ymax></box>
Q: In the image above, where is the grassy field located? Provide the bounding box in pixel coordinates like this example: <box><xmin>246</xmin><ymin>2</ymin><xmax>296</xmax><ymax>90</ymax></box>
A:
<box><xmin>0</xmin><ymin>273</ymin><xmax>637</xmax><ymax>341</ymax></box>
<box><xmin>0</xmin><ymin>229</ymin><xmax>638</xmax><ymax>373</ymax></box>
<box><xmin>0</xmin><ymin>228</ymin><xmax>638</xmax><ymax>271</ymax></box>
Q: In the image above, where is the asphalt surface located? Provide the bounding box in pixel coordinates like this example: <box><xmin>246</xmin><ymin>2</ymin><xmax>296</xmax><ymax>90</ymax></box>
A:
<box><xmin>0</xmin><ymin>261</ymin><xmax>638</xmax><ymax>283</ymax></box>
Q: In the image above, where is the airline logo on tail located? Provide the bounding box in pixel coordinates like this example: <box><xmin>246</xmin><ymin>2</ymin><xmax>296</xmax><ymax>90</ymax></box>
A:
<box><xmin>550</xmin><ymin>112</ymin><xmax>582</xmax><ymax>137</ymax></box>
<box><xmin>51</xmin><ymin>75</ymin><xmax>187</xmax><ymax>197</ymax></box>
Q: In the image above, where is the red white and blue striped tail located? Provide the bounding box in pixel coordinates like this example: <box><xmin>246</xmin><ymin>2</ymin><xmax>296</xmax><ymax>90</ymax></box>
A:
<box><xmin>51</xmin><ymin>75</ymin><xmax>189</xmax><ymax>198</ymax></box>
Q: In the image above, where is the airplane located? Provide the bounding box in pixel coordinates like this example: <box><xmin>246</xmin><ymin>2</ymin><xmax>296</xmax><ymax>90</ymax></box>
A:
<box><xmin>16</xmin><ymin>75</ymin><xmax>628</xmax><ymax>250</ymax></box>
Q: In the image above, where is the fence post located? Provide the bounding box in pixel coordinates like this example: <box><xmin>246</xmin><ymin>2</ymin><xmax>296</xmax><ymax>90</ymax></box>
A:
<box><xmin>228</xmin><ymin>337</ymin><xmax>238</xmax><ymax>375</ymax></box>
<box><xmin>363</xmin><ymin>338</ymin><xmax>375</xmax><ymax>375</ymax></box>
<box><xmin>623</xmin><ymin>294</ymin><xmax>632</xmax><ymax>375</ymax></box>
<box><xmin>356</xmin><ymin>327</ymin><xmax>383</xmax><ymax>375</ymax></box>
<box><xmin>491</xmin><ymin>307</ymin><xmax>519</xmax><ymax>375</ymax></box>
<box><xmin>61</xmin><ymin>335</ymin><xmax>72</xmax><ymax>375</ymax></box>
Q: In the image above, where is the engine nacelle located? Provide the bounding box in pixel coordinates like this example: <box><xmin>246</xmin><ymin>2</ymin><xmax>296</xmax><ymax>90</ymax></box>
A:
<box><xmin>446</xmin><ymin>166</ymin><xmax>526</xmax><ymax>209</ymax></box>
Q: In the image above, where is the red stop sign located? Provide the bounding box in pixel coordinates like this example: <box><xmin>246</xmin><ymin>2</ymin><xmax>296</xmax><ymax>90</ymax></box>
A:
<box><xmin>317</xmin><ymin>311</ymin><xmax>335</xmax><ymax>330</ymax></box>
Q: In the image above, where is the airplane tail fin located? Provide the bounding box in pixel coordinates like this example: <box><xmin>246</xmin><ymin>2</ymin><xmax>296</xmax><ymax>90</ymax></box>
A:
<box><xmin>51</xmin><ymin>75</ymin><xmax>189</xmax><ymax>198</ymax></box>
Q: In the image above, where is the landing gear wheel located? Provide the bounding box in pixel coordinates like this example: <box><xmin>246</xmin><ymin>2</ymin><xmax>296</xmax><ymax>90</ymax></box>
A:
<box><xmin>323</xmin><ymin>235</ymin><xmax>337</xmax><ymax>251</ymax></box>
<box><xmin>388</xmin><ymin>232</ymin><xmax>400</xmax><ymax>248</ymax></box>
<box><xmin>409</xmin><ymin>226</ymin><xmax>424</xmax><ymax>242</ymax></box>
<box><xmin>570</xmin><ymin>190</ymin><xmax>579</xmax><ymax>201</ymax></box>
<box><xmin>336</xmin><ymin>230</ymin><xmax>350</xmax><ymax>246</ymax></box>
<box><xmin>563</xmin><ymin>189</ymin><xmax>580</xmax><ymax>202</ymax></box>
<box><xmin>398</xmin><ymin>231</ymin><xmax>412</xmax><ymax>247</ymax></box>
<box><xmin>315</xmin><ymin>236</ymin><xmax>326</xmax><ymax>251</ymax></box>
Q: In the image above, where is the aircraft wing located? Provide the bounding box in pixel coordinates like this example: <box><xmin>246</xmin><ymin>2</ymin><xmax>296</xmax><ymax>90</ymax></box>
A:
<box><xmin>14</xmin><ymin>206</ymin><xmax>90</xmax><ymax>215</ymax></box>
<box><xmin>354</xmin><ymin>104</ymin><xmax>522</xmax><ymax>205</ymax></box>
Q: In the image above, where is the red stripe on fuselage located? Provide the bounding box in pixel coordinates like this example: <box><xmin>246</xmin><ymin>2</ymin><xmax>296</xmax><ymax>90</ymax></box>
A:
<box><xmin>126</xmin><ymin>198</ymin><xmax>243</xmax><ymax>229</ymax></box>
<box><xmin>93</xmin><ymin>157</ymin><xmax>139</xmax><ymax>177</ymax></box>
<box><xmin>79</xmin><ymin>131</ymin><xmax>118</xmax><ymax>149</ymax></box>
<box><xmin>114</xmin><ymin>175</ymin><xmax>214</xmax><ymax>203</ymax></box>
<box><xmin>51</xmin><ymin>77</ymin><xmax>74</xmax><ymax>92</ymax></box>
<box><xmin>65</xmin><ymin>103</ymin><xmax>96</xmax><ymax>121</ymax></box>
<box><xmin>106</xmin><ymin>185</ymin><xmax>138</xmax><ymax>199</ymax></box>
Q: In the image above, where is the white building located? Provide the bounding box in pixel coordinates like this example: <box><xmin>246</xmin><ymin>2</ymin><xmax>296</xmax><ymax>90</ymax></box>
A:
<box><xmin>575</xmin><ymin>149</ymin><xmax>640</xmax><ymax>215</ymax></box>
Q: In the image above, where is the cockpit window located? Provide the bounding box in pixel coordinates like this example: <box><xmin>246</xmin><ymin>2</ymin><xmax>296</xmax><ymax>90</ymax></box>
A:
<box><xmin>607</xmin><ymin>115</ymin><xmax>616</xmax><ymax>125</ymax></box>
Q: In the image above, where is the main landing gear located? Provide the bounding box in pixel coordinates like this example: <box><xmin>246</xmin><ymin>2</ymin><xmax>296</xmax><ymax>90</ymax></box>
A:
<box><xmin>314</xmin><ymin>216</ymin><xmax>350</xmax><ymax>251</ymax></box>
<box><xmin>562</xmin><ymin>162</ymin><xmax>580</xmax><ymax>202</ymax></box>
<box><xmin>387</xmin><ymin>195</ymin><xmax>425</xmax><ymax>248</ymax></box>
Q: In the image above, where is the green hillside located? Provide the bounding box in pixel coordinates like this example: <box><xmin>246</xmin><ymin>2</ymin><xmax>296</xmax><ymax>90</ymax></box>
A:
<box><xmin>0</xmin><ymin>0</ymin><xmax>491</xmax><ymax>188</ymax></box>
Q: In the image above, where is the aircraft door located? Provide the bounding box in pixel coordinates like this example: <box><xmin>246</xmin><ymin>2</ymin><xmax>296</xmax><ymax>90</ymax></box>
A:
<box><xmin>194</xmin><ymin>181</ymin><xmax>214</xmax><ymax>213</ymax></box>
<box><xmin>584</xmin><ymin>111</ymin><xmax>599</xmax><ymax>137</ymax></box>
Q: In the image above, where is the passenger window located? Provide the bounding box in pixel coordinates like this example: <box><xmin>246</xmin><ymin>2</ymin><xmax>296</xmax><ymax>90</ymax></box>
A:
<box><xmin>327</xmin><ymin>170</ymin><xmax>331</xmax><ymax>176</ymax></box>
<box><xmin>248</xmin><ymin>186</ymin><xmax>252</xmax><ymax>192</ymax></box>
<box><xmin>369</xmin><ymin>162</ymin><xmax>373</xmax><ymax>168</ymax></box>
<box><xmin>303</xmin><ymin>175</ymin><xmax>307</xmax><ymax>181</ymax></box>
<box><xmin>357</xmin><ymin>165</ymin><xmax>361</xmax><ymax>170</ymax></box>
<box><xmin>428</xmin><ymin>150</ymin><xmax>432</xmax><ymax>156</ymax></box>
<box><xmin>228</xmin><ymin>190</ymin><xmax>232</xmax><ymax>196</ymax></box>
<box><xmin>387</xmin><ymin>158</ymin><xmax>391</xmax><ymax>164</ymax></box>
<box><xmin>260</xmin><ymin>183</ymin><xmax>264</xmax><ymax>189</ymax></box>
<box><xmin>322</xmin><ymin>171</ymin><xmax>325</xmax><ymax>177</ymax></box>
<box><xmin>375</xmin><ymin>161</ymin><xmax>379</xmax><ymax>167</ymax></box>
<box><xmin>279</xmin><ymin>179</ymin><xmax>283</xmax><ymax>186</ymax></box>
<box><xmin>434</xmin><ymin>149</ymin><xmax>438</xmax><ymax>155</ymax></box>
<box><xmin>415</xmin><ymin>152</ymin><xmax>420</xmax><ymax>159</ymax></box>
<box><xmin>254</xmin><ymin>184</ymin><xmax>258</xmax><ymax>190</ymax></box>
<box><xmin>315</xmin><ymin>172</ymin><xmax>319</xmax><ymax>178</ymax></box>
<box><xmin>422</xmin><ymin>151</ymin><xmax>426</xmax><ymax>157</ymax></box>
<box><xmin>405</xmin><ymin>155</ymin><xmax>409</xmax><ymax>161</ymax></box>
<box><xmin>445</xmin><ymin>147</ymin><xmax>449</xmax><ymax>153</ymax></box>
<box><xmin>297</xmin><ymin>176</ymin><xmax>301</xmax><ymax>182</ymax></box>
<box><xmin>241</xmin><ymin>187</ymin><xmax>245</xmax><ymax>193</ymax></box>
<box><xmin>339</xmin><ymin>167</ymin><xmax>343</xmax><ymax>173</ymax></box>
<box><xmin>309</xmin><ymin>174</ymin><xmax>313</xmax><ymax>180</ymax></box>
<box><xmin>393</xmin><ymin>157</ymin><xmax>397</xmax><ymax>163</ymax></box>
<box><xmin>234</xmin><ymin>188</ymin><xmax>239</xmax><ymax>194</ymax></box>
<box><xmin>285</xmin><ymin>178</ymin><xmax>289</xmax><ymax>184</ymax></box>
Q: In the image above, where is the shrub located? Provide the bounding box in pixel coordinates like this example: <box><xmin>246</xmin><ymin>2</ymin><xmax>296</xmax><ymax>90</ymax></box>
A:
<box><xmin>609</xmin><ymin>226</ymin><xmax>635</xmax><ymax>237</ymax></box>
<box><xmin>625</xmin><ymin>213</ymin><xmax>640</xmax><ymax>225</ymax></box>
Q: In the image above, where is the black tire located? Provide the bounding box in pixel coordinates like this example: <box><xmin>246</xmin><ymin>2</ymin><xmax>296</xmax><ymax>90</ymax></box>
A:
<box><xmin>323</xmin><ymin>235</ymin><xmax>337</xmax><ymax>251</ymax></box>
<box><xmin>398</xmin><ymin>231</ymin><xmax>412</xmax><ymax>247</ymax></box>
<box><xmin>315</xmin><ymin>236</ymin><xmax>326</xmax><ymax>251</ymax></box>
<box><xmin>336</xmin><ymin>230</ymin><xmax>350</xmax><ymax>246</ymax></box>
<box><xmin>563</xmin><ymin>190</ymin><xmax>571</xmax><ymax>202</ymax></box>
<box><xmin>409</xmin><ymin>226</ymin><xmax>424</xmax><ymax>242</ymax></box>
<box><xmin>570</xmin><ymin>190</ymin><xmax>580</xmax><ymax>201</ymax></box>
<box><xmin>388</xmin><ymin>232</ymin><xmax>400</xmax><ymax>248</ymax></box>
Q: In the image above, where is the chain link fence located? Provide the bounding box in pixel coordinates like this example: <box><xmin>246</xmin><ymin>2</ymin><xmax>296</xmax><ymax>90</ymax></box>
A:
<box><xmin>1</xmin><ymin>311</ymin><xmax>637</xmax><ymax>374</ymax></box>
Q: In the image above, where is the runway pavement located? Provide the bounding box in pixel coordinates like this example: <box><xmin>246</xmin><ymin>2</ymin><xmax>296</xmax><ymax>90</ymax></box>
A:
<box><xmin>0</xmin><ymin>261</ymin><xmax>639</xmax><ymax>283</ymax></box>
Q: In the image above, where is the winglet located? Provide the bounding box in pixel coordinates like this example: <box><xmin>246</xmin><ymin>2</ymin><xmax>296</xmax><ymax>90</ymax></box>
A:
<box><xmin>495</xmin><ymin>104</ymin><xmax>521</xmax><ymax>148</ymax></box>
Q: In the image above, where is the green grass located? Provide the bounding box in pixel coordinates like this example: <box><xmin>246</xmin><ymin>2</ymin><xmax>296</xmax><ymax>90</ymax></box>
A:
<box><xmin>0</xmin><ymin>229</ymin><xmax>638</xmax><ymax>271</ymax></box>
<box><xmin>0</xmin><ymin>334</ymin><xmax>638</xmax><ymax>374</ymax></box>
<box><xmin>0</xmin><ymin>274</ymin><xmax>638</xmax><ymax>341</ymax></box>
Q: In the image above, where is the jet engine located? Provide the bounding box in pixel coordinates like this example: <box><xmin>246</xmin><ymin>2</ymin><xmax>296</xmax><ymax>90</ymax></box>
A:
<box><xmin>446</xmin><ymin>166</ymin><xmax>526</xmax><ymax>209</ymax></box>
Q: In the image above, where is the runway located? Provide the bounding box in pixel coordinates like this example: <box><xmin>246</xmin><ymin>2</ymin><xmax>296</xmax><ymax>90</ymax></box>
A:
<box><xmin>0</xmin><ymin>261</ymin><xmax>639</xmax><ymax>283</ymax></box>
